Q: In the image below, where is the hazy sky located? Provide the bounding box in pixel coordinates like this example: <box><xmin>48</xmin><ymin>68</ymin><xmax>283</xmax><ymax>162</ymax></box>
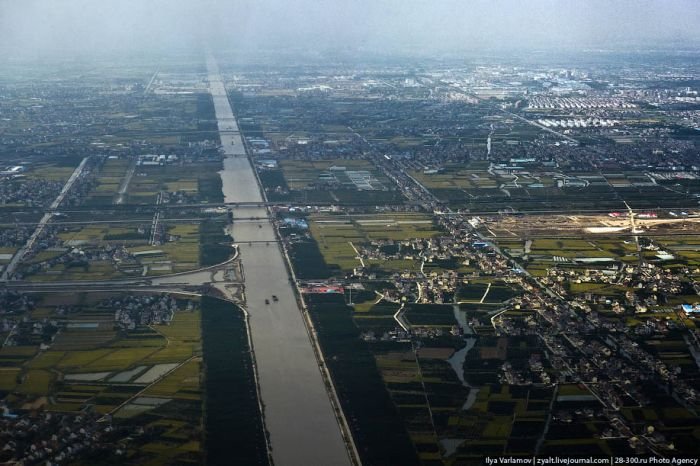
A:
<box><xmin>1</xmin><ymin>0</ymin><xmax>698</xmax><ymax>57</ymax></box>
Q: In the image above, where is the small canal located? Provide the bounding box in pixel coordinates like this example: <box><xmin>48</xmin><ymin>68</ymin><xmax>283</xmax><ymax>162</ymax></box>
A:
<box><xmin>441</xmin><ymin>305</ymin><xmax>481</xmax><ymax>457</ymax></box>
<box><xmin>447</xmin><ymin>304</ymin><xmax>480</xmax><ymax>411</ymax></box>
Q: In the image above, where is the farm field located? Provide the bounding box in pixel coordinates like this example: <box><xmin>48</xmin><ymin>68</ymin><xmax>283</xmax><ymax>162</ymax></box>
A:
<box><xmin>19</xmin><ymin>222</ymin><xmax>202</xmax><ymax>281</ymax></box>
<box><xmin>259</xmin><ymin>158</ymin><xmax>405</xmax><ymax>205</ymax></box>
<box><xmin>279</xmin><ymin>159</ymin><xmax>386</xmax><ymax>190</ymax></box>
<box><xmin>0</xmin><ymin>291</ymin><xmax>204</xmax><ymax>463</ymax></box>
<box><xmin>125</xmin><ymin>162</ymin><xmax>224</xmax><ymax>205</ymax></box>
<box><xmin>307</xmin><ymin>212</ymin><xmax>440</xmax><ymax>273</ymax></box>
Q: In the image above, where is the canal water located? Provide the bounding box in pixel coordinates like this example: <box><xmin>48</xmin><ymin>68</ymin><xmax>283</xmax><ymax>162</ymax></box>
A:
<box><xmin>446</xmin><ymin>305</ymin><xmax>480</xmax><ymax>411</ymax></box>
<box><xmin>207</xmin><ymin>56</ymin><xmax>351</xmax><ymax>466</ymax></box>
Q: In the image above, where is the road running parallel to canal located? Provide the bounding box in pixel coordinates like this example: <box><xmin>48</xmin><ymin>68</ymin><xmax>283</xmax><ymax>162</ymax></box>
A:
<box><xmin>206</xmin><ymin>55</ymin><xmax>352</xmax><ymax>466</ymax></box>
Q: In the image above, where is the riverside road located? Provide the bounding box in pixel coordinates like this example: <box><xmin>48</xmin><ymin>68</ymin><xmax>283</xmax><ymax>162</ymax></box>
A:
<box><xmin>207</xmin><ymin>54</ymin><xmax>351</xmax><ymax>466</ymax></box>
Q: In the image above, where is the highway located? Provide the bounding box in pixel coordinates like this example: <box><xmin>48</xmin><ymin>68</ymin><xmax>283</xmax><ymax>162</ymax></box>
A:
<box><xmin>432</xmin><ymin>78</ymin><xmax>580</xmax><ymax>145</ymax></box>
<box><xmin>115</xmin><ymin>157</ymin><xmax>137</xmax><ymax>204</ymax></box>
<box><xmin>502</xmin><ymin>109</ymin><xmax>580</xmax><ymax>144</ymax></box>
<box><xmin>207</xmin><ymin>54</ymin><xmax>352</xmax><ymax>466</ymax></box>
<box><xmin>1</xmin><ymin>156</ymin><xmax>89</xmax><ymax>281</ymax></box>
<box><xmin>2</xmin><ymin>246</ymin><xmax>242</xmax><ymax>293</ymax></box>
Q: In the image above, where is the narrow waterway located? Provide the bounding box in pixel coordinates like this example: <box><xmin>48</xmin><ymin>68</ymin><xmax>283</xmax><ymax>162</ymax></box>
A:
<box><xmin>447</xmin><ymin>305</ymin><xmax>480</xmax><ymax>411</ymax></box>
<box><xmin>440</xmin><ymin>306</ymin><xmax>480</xmax><ymax>458</ymax></box>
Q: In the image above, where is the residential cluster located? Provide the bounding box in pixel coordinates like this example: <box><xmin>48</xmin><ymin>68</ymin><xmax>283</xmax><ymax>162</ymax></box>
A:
<box><xmin>108</xmin><ymin>294</ymin><xmax>178</xmax><ymax>330</ymax></box>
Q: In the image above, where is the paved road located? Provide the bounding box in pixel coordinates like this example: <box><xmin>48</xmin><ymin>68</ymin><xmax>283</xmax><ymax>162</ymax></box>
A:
<box><xmin>3</xmin><ymin>247</ymin><xmax>242</xmax><ymax>292</ymax></box>
<box><xmin>207</xmin><ymin>55</ymin><xmax>351</xmax><ymax>466</ymax></box>
<box><xmin>1</xmin><ymin>157</ymin><xmax>89</xmax><ymax>281</ymax></box>
<box><xmin>502</xmin><ymin>109</ymin><xmax>579</xmax><ymax>144</ymax></box>
<box><xmin>115</xmin><ymin>157</ymin><xmax>137</xmax><ymax>204</ymax></box>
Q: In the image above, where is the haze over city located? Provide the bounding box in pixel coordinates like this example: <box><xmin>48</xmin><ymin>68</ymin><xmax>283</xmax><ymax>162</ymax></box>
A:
<box><xmin>1</xmin><ymin>0</ymin><xmax>700</xmax><ymax>57</ymax></box>
<box><xmin>1</xmin><ymin>1</ymin><xmax>699</xmax><ymax>465</ymax></box>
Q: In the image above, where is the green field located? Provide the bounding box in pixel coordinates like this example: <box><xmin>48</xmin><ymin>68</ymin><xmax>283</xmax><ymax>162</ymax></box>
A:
<box><xmin>309</xmin><ymin>213</ymin><xmax>440</xmax><ymax>272</ymax></box>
